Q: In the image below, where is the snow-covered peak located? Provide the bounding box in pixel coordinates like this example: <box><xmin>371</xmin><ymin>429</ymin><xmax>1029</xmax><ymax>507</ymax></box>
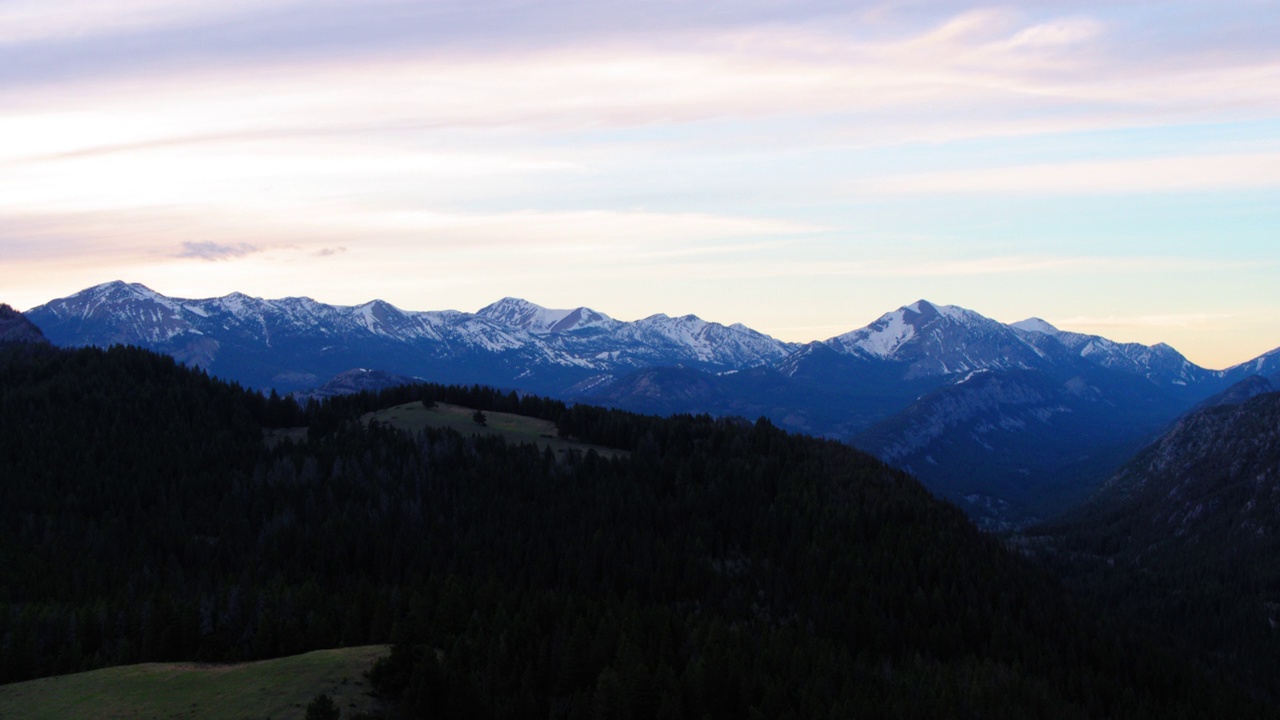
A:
<box><xmin>210</xmin><ymin>291</ymin><xmax>265</xmax><ymax>319</ymax></box>
<box><xmin>81</xmin><ymin>280</ymin><xmax>174</xmax><ymax>306</ymax></box>
<box><xmin>1010</xmin><ymin>317</ymin><xmax>1060</xmax><ymax>335</ymax></box>
<box><xmin>908</xmin><ymin>299</ymin><xmax>990</xmax><ymax>324</ymax></box>
<box><xmin>828</xmin><ymin>300</ymin><xmax>989</xmax><ymax>360</ymax></box>
<box><xmin>546</xmin><ymin>306</ymin><xmax>616</xmax><ymax>334</ymax></box>
<box><xmin>618</xmin><ymin>311</ymin><xmax>794</xmax><ymax>368</ymax></box>
<box><xmin>38</xmin><ymin>281</ymin><xmax>194</xmax><ymax>343</ymax></box>
<box><xmin>478</xmin><ymin>297</ymin><xmax>565</xmax><ymax>327</ymax></box>
<box><xmin>355</xmin><ymin>299</ymin><xmax>408</xmax><ymax>334</ymax></box>
<box><xmin>477</xmin><ymin>297</ymin><xmax>615</xmax><ymax>334</ymax></box>
<box><xmin>823</xmin><ymin>299</ymin><xmax>1051</xmax><ymax>379</ymax></box>
<box><xmin>54</xmin><ymin>280</ymin><xmax>182</xmax><ymax>319</ymax></box>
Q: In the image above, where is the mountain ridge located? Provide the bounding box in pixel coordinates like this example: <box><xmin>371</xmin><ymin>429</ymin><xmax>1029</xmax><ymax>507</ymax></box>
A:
<box><xmin>0</xmin><ymin>303</ymin><xmax>48</xmax><ymax>345</ymax></box>
<box><xmin>29</xmin><ymin>281</ymin><xmax>1270</xmax><ymax>380</ymax></box>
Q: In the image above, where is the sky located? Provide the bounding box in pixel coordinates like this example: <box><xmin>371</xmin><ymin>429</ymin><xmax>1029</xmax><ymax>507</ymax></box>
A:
<box><xmin>2</xmin><ymin>1</ymin><xmax>1278</xmax><ymax>369</ymax></box>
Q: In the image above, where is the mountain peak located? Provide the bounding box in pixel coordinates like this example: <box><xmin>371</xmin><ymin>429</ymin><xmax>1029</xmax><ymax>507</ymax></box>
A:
<box><xmin>84</xmin><ymin>280</ymin><xmax>166</xmax><ymax>302</ymax></box>
<box><xmin>904</xmin><ymin>299</ymin><xmax>982</xmax><ymax>324</ymax></box>
<box><xmin>827</xmin><ymin>299</ymin><xmax>994</xmax><ymax>362</ymax></box>
<box><xmin>477</xmin><ymin>297</ymin><xmax>614</xmax><ymax>334</ymax></box>
<box><xmin>53</xmin><ymin>280</ymin><xmax>183</xmax><ymax>320</ymax></box>
<box><xmin>1010</xmin><ymin>317</ymin><xmax>1060</xmax><ymax>335</ymax></box>
<box><xmin>479</xmin><ymin>296</ymin><xmax>546</xmax><ymax>314</ymax></box>
<box><xmin>824</xmin><ymin>299</ymin><xmax>1052</xmax><ymax>380</ymax></box>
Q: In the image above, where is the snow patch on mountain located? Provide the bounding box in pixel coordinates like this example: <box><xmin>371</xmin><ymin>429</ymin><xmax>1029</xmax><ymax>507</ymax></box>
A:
<box><xmin>1010</xmin><ymin>318</ymin><xmax>1060</xmax><ymax>335</ymax></box>
<box><xmin>1226</xmin><ymin>347</ymin><xmax>1280</xmax><ymax>379</ymax></box>
<box><xmin>851</xmin><ymin>308</ymin><xmax>917</xmax><ymax>358</ymax></box>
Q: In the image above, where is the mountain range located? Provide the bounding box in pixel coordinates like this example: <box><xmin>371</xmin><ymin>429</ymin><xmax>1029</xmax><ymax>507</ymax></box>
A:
<box><xmin>23</xmin><ymin>281</ymin><xmax>1280</xmax><ymax>525</ymax></box>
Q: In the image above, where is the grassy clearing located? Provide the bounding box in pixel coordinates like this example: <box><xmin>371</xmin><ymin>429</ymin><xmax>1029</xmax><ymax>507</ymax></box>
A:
<box><xmin>366</xmin><ymin>401</ymin><xmax>627</xmax><ymax>460</ymax></box>
<box><xmin>0</xmin><ymin>646</ymin><xmax>389</xmax><ymax>720</ymax></box>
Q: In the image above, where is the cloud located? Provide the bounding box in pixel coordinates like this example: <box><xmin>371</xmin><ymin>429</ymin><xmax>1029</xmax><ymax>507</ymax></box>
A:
<box><xmin>0</xmin><ymin>0</ymin><xmax>304</xmax><ymax>46</ymax></box>
<box><xmin>313</xmin><ymin>246</ymin><xmax>347</xmax><ymax>257</ymax></box>
<box><xmin>855</xmin><ymin>153</ymin><xmax>1280</xmax><ymax>196</ymax></box>
<box><xmin>1056</xmin><ymin>312</ymin><xmax>1234</xmax><ymax>329</ymax></box>
<box><xmin>7</xmin><ymin>4</ymin><xmax>1278</xmax><ymax>144</ymax></box>
<box><xmin>335</xmin><ymin>209</ymin><xmax>824</xmax><ymax>253</ymax></box>
<box><xmin>176</xmin><ymin>240</ymin><xmax>262</xmax><ymax>261</ymax></box>
<box><xmin>583</xmin><ymin>253</ymin><xmax>1266</xmax><ymax>284</ymax></box>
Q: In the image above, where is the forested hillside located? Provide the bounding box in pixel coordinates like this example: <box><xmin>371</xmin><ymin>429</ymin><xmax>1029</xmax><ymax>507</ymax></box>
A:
<box><xmin>1024</xmin><ymin>390</ymin><xmax>1280</xmax><ymax>701</ymax></box>
<box><xmin>0</xmin><ymin>342</ymin><xmax>1271</xmax><ymax>718</ymax></box>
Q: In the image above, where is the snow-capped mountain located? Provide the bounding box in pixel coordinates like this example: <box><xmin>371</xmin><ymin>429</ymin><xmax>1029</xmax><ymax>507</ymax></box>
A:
<box><xmin>823</xmin><ymin>301</ymin><xmax>1234</xmax><ymax>526</ymax></box>
<box><xmin>826</xmin><ymin>300</ymin><xmax>1046</xmax><ymax>378</ymax></box>
<box><xmin>819</xmin><ymin>299</ymin><xmax>1207</xmax><ymax>387</ymax></box>
<box><xmin>25</xmin><ymin>281</ymin><xmax>794</xmax><ymax>394</ymax></box>
<box><xmin>23</xmin><ymin>281</ymin><xmax>1279</xmax><ymax>527</ymax></box>
<box><xmin>1224</xmin><ymin>346</ymin><xmax>1280</xmax><ymax>385</ymax></box>
<box><xmin>1011</xmin><ymin>316</ymin><xmax>1207</xmax><ymax>386</ymax></box>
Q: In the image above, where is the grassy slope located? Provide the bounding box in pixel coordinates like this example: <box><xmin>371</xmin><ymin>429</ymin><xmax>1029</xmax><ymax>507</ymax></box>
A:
<box><xmin>366</xmin><ymin>401</ymin><xmax>627</xmax><ymax>459</ymax></box>
<box><xmin>0</xmin><ymin>646</ymin><xmax>389</xmax><ymax>720</ymax></box>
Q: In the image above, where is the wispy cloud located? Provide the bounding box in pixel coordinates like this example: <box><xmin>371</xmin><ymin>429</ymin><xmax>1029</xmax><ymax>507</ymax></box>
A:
<box><xmin>858</xmin><ymin>152</ymin><xmax>1280</xmax><ymax>195</ymax></box>
<box><xmin>341</xmin><ymin>208</ymin><xmax>822</xmax><ymax>248</ymax></box>
<box><xmin>176</xmin><ymin>241</ymin><xmax>262</xmax><ymax>261</ymax></box>
<box><xmin>1056</xmin><ymin>312</ymin><xmax>1235</xmax><ymax>329</ymax></box>
<box><xmin>0</xmin><ymin>0</ymin><xmax>304</xmax><ymax>46</ymax></box>
<box><xmin>611</xmin><ymin>254</ymin><xmax>1264</xmax><ymax>282</ymax></box>
<box><xmin>6</xmin><ymin>5</ymin><xmax>1279</xmax><ymax>146</ymax></box>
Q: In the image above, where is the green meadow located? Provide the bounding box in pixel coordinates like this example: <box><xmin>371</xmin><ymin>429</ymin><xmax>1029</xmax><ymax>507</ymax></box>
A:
<box><xmin>0</xmin><ymin>646</ymin><xmax>389</xmax><ymax>720</ymax></box>
<box><xmin>365</xmin><ymin>401</ymin><xmax>627</xmax><ymax>460</ymax></box>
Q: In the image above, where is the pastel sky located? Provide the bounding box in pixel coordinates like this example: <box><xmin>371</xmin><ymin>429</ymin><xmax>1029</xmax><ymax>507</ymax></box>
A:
<box><xmin>3</xmin><ymin>1</ymin><xmax>1278</xmax><ymax>369</ymax></box>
